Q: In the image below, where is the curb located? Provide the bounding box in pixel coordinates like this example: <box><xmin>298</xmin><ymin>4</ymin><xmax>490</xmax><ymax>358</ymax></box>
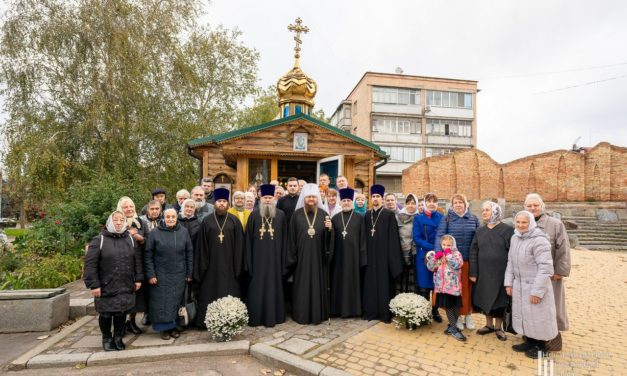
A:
<box><xmin>8</xmin><ymin>315</ymin><xmax>94</xmax><ymax>371</ymax></box>
<box><xmin>251</xmin><ymin>343</ymin><xmax>352</xmax><ymax>376</ymax></box>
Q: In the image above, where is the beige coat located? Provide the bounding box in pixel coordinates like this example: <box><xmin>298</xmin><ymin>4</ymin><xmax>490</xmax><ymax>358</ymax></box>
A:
<box><xmin>505</xmin><ymin>227</ymin><xmax>558</xmax><ymax>341</ymax></box>
<box><xmin>536</xmin><ymin>214</ymin><xmax>571</xmax><ymax>331</ymax></box>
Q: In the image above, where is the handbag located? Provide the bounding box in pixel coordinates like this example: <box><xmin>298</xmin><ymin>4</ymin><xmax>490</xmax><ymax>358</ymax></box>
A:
<box><xmin>178</xmin><ymin>282</ymin><xmax>197</xmax><ymax>326</ymax></box>
<box><xmin>502</xmin><ymin>297</ymin><xmax>517</xmax><ymax>334</ymax></box>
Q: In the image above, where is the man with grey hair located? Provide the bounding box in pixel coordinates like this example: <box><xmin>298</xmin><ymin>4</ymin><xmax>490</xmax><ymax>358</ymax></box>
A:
<box><xmin>335</xmin><ymin>175</ymin><xmax>349</xmax><ymax>190</ymax></box>
<box><xmin>191</xmin><ymin>186</ymin><xmax>214</xmax><ymax>220</ymax></box>
<box><xmin>245</xmin><ymin>184</ymin><xmax>288</xmax><ymax>327</ymax></box>
<box><xmin>173</xmin><ymin>189</ymin><xmax>191</xmax><ymax>213</ymax></box>
<box><xmin>524</xmin><ymin>193</ymin><xmax>570</xmax><ymax>351</ymax></box>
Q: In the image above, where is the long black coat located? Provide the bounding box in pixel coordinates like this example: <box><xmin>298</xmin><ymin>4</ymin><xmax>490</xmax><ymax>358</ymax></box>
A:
<box><xmin>178</xmin><ymin>215</ymin><xmax>201</xmax><ymax>246</ymax></box>
<box><xmin>144</xmin><ymin>223</ymin><xmax>193</xmax><ymax>324</ymax></box>
<box><xmin>84</xmin><ymin>230</ymin><xmax>143</xmax><ymax>314</ymax></box>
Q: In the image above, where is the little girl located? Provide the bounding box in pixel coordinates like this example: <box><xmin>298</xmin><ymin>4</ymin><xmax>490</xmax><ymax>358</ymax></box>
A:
<box><xmin>426</xmin><ymin>234</ymin><xmax>466</xmax><ymax>341</ymax></box>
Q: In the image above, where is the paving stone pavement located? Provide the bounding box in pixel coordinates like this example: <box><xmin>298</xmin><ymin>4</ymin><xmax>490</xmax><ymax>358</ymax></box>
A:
<box><xmin>311</xmin><ymin>249</ymin><xmax>627</xmax><ymax>375</ymax></box>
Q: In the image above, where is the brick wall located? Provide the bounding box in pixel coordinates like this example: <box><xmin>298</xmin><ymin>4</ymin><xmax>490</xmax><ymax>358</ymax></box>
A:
<box><xmin>402</xmin><ymin>142</ymin><xmax>627</xmax><ymax>202</ymax></box>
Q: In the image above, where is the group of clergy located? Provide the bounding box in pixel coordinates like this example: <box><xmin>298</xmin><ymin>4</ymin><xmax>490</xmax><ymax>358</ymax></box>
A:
<box><xmin>194</xmin><ymin>182</ymin><xmax>402</xmax><ymax>328</ymax></box>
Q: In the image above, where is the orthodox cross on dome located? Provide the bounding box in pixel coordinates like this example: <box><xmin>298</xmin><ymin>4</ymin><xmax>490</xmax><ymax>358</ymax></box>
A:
<box><xmin>288</xmin><ymin>17</ymin><xmax>309</xmax><ymax>61</ymax></box>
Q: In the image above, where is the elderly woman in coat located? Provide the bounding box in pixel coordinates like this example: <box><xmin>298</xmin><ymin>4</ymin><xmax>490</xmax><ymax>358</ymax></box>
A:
<box><xmin>178</xmin><ymin>198</ymin><xmax>201</xmax><ymax>246</ymax></box>
<box><xmin>116</xmin><ymin>197</ymin><xmax>149</xmax><ymax>335</ymax></box>
<box><xmin>435</xmin><ymin>193</ymin><xmax>480</xmax><ymax>330</ymax></box>
<box><xmin>145</xmin><ymin>208</ymin><xmax>193</xmax><ymax>340</ymax></box>
<box><xmin>505</xmin><ymin>211</ymin><xmax>558</xmax><ymax>358</ymax></box>
<box><xmin>469</xmin><ymin>201</ymin><xmax>514</xmax><ymax>341</ymax></box>
<box><xmin>524</xmin><ymin>193</ymin><xmax>570</xmax><ymax>350</ymax></box>
<box><xmin>396</xmin><ymin>193</ymin><xmax>419</xmax><ymax>293</ymax></box>
<box><xmin>84</xmin><ymin>211</ymin><xmax>143</xmax><ymax>351</ymax></box>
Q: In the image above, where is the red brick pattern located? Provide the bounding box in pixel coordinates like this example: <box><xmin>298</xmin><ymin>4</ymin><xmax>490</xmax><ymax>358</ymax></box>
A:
<box><xmin>402</xmin><ymin>142</ymin><xmax>627</xmax><ymax>202</ymax></box>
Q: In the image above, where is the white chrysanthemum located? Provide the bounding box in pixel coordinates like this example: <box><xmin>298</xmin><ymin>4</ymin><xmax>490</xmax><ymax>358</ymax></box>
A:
<box><xmin>389</xmin><ymin>293</ymin><xmax>432</xmax><ymax>330</ymax></box>
<box><xmin>204</xmin><ymin>295</ymin><xmax>249</xmax><ymax>341</ymax></box>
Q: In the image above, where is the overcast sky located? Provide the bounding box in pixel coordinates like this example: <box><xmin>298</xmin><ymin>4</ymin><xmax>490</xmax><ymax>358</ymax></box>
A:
<box><xmin>203</xmin><ymin>0</ymin><xmax>627</xmax><ymax>163</ymax></box>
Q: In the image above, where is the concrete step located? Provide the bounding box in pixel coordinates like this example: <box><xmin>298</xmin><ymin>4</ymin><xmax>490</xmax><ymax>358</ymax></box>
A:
<box><xmin>579</xmin><ymin>245</ymin><xmax>627</xmax><ymax>250</ymax></box>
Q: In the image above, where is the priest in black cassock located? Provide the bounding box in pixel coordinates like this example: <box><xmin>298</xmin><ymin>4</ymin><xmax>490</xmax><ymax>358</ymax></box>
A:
<box><xmin>362</xmin><ymin>184</ymin><xmax>402</xmax><ymax>323</ymax></box>
<box><xmin>287</xmin><ymin>183</ymin><xmax>334</xmax><ymax>325</ymax></box>
<box><xmin>245</xmin><ymin>184</ymin><xmax>288</xmax><ymax>327</ymax></box>
<box><xmin>193</xmin><ymin>188</ymin><xmax>244</xmax><ymax>328</ymax></box>
<box><xmin>330</xmin><ymin>188</ymin><xmax>367</xmax><ymax>318</ymax></box>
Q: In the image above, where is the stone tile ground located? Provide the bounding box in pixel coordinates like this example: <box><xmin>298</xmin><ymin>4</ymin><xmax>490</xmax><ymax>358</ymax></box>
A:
<box><xmin>45</xmin><ymin>249</ymin><xmax>627</xmax><ymax>375</ymax></box>
<box><xmin>312</xmin><ymin>249</ymin><xmax>627</xmax><ymax>375</ymax></box>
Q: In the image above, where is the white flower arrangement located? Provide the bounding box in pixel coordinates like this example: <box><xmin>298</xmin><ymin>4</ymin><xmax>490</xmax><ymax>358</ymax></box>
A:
<box><xmin>389</xmin><ymin>293</ymin><xmax>432</xmax><ymax>330</ymax></box>
<box><xmin>204</xmin><ymin>295</ymin><xmax>249</xmax><ymax>341</ymax></box>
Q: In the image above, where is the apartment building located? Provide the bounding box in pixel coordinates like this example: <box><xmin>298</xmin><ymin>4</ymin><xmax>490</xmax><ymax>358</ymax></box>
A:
<box><xmin>330</xmin><ymin>71</ymin><xmax>478</xmax><ymax>194</ymax></box>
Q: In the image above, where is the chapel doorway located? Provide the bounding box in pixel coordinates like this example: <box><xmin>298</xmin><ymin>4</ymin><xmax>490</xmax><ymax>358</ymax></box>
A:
<box><xmin>278</xmin><ymin>160</ymin><xmax>317</xmax><ymax>185</ymax></box>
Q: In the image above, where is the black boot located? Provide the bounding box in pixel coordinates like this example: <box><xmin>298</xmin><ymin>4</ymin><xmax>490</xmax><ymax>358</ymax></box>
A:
<box><xmin>102</xmin><ymin>337</ymin><xmax>115</xmax><ymax>351</ymax></box>
<box><xmin>126</xmin><ymin>320</ymin><xmax>143</xmax><ymax>334</ymax></box>
<box><xmin>512</xmin><ymin>337</ymin><xmax>535</xmax><ymax>352</ymax></box>
<box><xmin>525</xmin><ymin>341</ymin><xmax>547</xmax><ymax>359</ymax></box>
<box><xmin>432</xmin><ymin>308</ymin><xmax>443</xmax><ymax>323</ymax></box>
<box><xmin>113</xmin><ymin>336</ymin><xmax>125</xmax><ymax>350</ymax></box>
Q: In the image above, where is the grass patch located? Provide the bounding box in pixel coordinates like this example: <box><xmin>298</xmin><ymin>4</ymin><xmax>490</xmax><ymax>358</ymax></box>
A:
<box><xmin>4</xmin><ymin>228</ymin><xmax>28</xmax><ymax>237</ymax></box>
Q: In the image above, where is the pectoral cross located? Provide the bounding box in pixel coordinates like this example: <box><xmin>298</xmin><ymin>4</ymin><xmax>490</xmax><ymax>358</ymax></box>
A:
<box><xmin>267</xmin><ymin>226</ymin><xmax>275</xmax><ymax>240</ymax></box>
<box><xmin>218</xmin><ymin>232</ymin><xmax>224</xmax><ymax>244</ymax></box>
<box><xmin>370</xmin><ymin>228</ymin><xmax>376</xmax><ymax>237</ymax></box>
<box><xmin>341</xmin><ymin>230</ymin><xmax>347</xmax><ymax>239</ymax></box>
<box><xmin>259</xmin><ymin>225</ymin><xmax>266</xmax><ymax>239</ymax></box>
<box><xmin>288</xmin><ymin>17</ymin><xmax>309</xmax><ymax>59</ymax></box>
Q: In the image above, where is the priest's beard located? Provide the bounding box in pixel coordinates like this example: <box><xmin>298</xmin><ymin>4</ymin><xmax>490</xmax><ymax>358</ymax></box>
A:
<box><xmin>215</xmin><ymin>207</ymin><xmax>228</xmax><ymax>216</ymax></box>
<box><xmin>260</xmin><ymin>202</ymin><xmax>276</xmax><ymax>219</ymax></box>
<box><xmin>195</xmin><ymin>199</ymin><xmax>206</xmax><ymax>209</ymax></box>
<box><xmin>304</xmin><ymin>203</ymin><xmax>317</xmax><ymax>214</ymax></box>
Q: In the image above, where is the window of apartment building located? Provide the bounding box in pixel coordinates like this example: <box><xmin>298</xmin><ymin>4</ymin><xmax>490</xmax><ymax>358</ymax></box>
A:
<box><xmin>425</xmin><ymin>148</ymin><xmax>453</xmax><ymax>158</ymax></box>
<box><xmin>380</xmin><ymin>146</ymin><xmax>421</xmax><ymax>163</ymax></box>
<box><xmin>426</xmin><ymin>118</ymin><xmax>472</xmax><ymax>137</ymax></box>
<box><xmin>426</xmin><ymin>90</ymin><xmax>472</xmax><ymax>109</ymax></box>
<box><xmin>372</xmin><ymin>116</ymin><xmax>420</xmax><ymax>134</ymax></box>
<box><xmin>373</xmin><ymin>87</ymin><xmax>420</xmax><ymax>105</ymax></box>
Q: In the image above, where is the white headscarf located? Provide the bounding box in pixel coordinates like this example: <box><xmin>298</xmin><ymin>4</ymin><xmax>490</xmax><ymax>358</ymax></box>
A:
<box><xmin>116</xmin><ymin>196</ymin><xmax>141</xmax><ymax>229</ymax></box>
<box><xmin>295</xmin><ymin>183</ymin><xmax>327</xmax><ymax>212</ymax></box>
<box><xmin>514</xmin><ymin>210</ymin><xmax>537</xmax><ymax>236</ymax></box>
<box><xmin>483</xmin><ymin>201</ymin><xmax>502</xmax><ymax>225</ymax></box>
<box><xmin>179</xmin><ymin>198</ymin><xmax>196</xmax><ymax>218</ymax></box>
<box><xmin>524</xmin><ymin>193</ymin><xmax>546</xmax><ymax>213</ymax></box>
<box><xmin>106</xmin><ymin>211</ymin><xmax>128</xmax><ymax>234</ymax></box>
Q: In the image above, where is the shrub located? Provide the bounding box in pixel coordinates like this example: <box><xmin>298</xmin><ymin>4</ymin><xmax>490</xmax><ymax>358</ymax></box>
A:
<box><xmin>0</xmin><ymin>252</ymin><xmax>82</xmax><ymax>289</ymax></box>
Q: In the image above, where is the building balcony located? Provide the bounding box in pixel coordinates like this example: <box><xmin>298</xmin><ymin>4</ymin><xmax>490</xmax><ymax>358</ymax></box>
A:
<box><xmin>426</xmin><ymin>135</ymin><xmax>473</xmax><ymax>146</ymax></box>
<box><xmin>373</xmin><ymin>132</ymin><xmax>422</xmax><ymax>144</ymax></box>
<box><xmin>427</xmin><ymin>106</ymin><xmax>473</xmax><ymax>119</ymax></box>
<box><xmin>372</xmin><ymin>103</ymin><xmax>421</xmax><ymax>115</ymax></box>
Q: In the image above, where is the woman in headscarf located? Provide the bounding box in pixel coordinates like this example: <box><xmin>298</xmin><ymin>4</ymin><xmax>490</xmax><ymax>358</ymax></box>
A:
<box><xmin>396</xmin><ymin>193</ymin><xmax>419</xmax><ymax>293</ymax></box>
<box><xmin>116</xmin><ymin>197</ymin><xmax>148</xmax><ymax>335</ymax></box>
<box><xmin>524</xmin><ymin>193</ymin><xmax>570</xmax><ymax>351</ymax></box>
<box><xmin>469</xmin><ymin>201</ymin><xmax>514</xmax><ymax>341</ymax></box>
<box><xmin>435</xmin><ymin>193</ymin><xmax>480</xmax><ymax>331</ymax></box>
<box><xmin>412</xmin><ymin>193</ymin><xmax>444</xmax><ymax>322</ymax></box>
<box><xmin>505</xmin><ymin>211</ymin><xmax>558</xmax><ymax>358</ymax></box>
<box><xmin>84</xmin><ymin>211</ymin><xmax>143</xmax><ymax>351</ymax></box>
<box><xmin>178</xmin><ymin>198</ymin><xmax>201</xmax><ymax>246</ymax></box>
<box><xmin>244</xmin><ymin>192</ymin><xmax>256</xmax><ymax>212</ymax></box>
<box><xmin>354</xmin><ymin>192</ymin><xmax>367</xmax><ymax>216</ymax></box>
<box><xmin>145</xmin><ymin>208</ymin><xmax>193</xmax><ymax>340</ymax></box>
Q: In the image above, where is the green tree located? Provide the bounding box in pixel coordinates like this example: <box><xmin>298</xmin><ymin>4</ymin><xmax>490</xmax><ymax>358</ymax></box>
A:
<box><xmin>234</xmin><ymin>86</ymin><xmax>279</xmax><ymax>128</ymax></box>
<box><xmin>0</xmin><ymin>0</ymin><xmax>259</xmax><ymax>210</ymax></box>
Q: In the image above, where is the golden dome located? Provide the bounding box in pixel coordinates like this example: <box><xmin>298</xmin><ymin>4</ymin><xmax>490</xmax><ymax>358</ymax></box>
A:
<box><xmin>276</xmin><ymin>61</ymin><xmax>317</xmax><ymax>107</ymax></box>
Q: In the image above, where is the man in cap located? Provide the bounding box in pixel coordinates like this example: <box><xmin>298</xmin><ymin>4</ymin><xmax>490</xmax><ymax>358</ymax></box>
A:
<box><xmin>140</xmin><ymin>188</ymin><xmax>172</xmax><ymax>216</ymax></box>
<box><xmin>362</xmin><ymin>184</ymin><xmax>402</xmax><ymax>323</ymax></box>
<box><xmin>277</xmin><ymin>177</ymin><xmax>300</xmax><ymax>225</ymax></box>
<box><xmin>287</xmin><ymin>183</ymin><xmax>334</xmax><ymax>324</ymax></box>
<box><xmin>228</xmin><ymin>191</ymin><xmax>250</xmax><ymax>229</ymax></box>
<box><xmin>193</xmin><ymin>188</ymin><xmax>244</xmax><ymax>328</ymax></box>
<box><xmin>245</xmin><ymin>184</ymin><xmax>288</xmax><ymax>327</ymax></box>
<box><xmin>330</xmin><ymin>188</ymin><xmax>367</xmax><ymax>318</ymax></box>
